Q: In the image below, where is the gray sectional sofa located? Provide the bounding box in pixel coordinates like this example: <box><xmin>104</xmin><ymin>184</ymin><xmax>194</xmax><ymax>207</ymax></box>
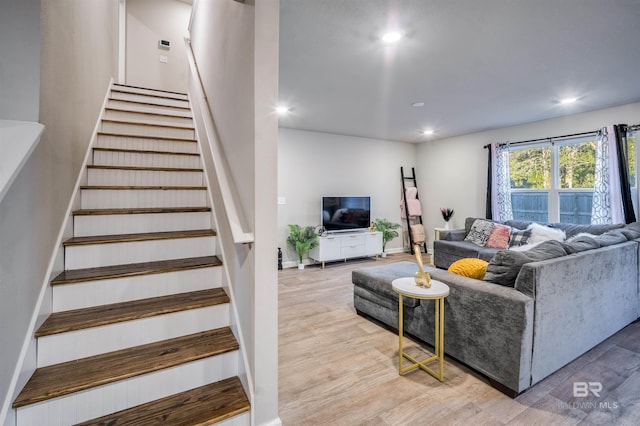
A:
<box><xmin>352</xmin><ymin>220</ymin><xmax>640</xmax><ymax>396</ymax></box>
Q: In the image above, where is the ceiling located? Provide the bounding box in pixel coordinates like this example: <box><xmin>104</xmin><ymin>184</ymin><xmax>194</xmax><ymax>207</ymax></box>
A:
<box><xmin>278</xmin><ymin>0</ymin><xmax>640</xmax><ymax>143</ymax></box>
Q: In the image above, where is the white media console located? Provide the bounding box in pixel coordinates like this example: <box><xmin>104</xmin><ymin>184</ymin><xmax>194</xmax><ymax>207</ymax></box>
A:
<box><xmin>309</xmin><ymin>231</ymin><xmax>383</xmax><ymax>269</ymax></box>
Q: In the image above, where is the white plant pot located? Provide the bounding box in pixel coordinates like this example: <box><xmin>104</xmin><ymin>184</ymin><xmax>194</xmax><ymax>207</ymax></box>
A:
<box><xmin>381</xmin><ymin>252</ymin><xmax>387</xmax><ymax>258</ymax></box>
<box><xmin>298</xmin><ymin>264</ymin><xmax>305</xmax><ymax>270</ymax></box>
<box><xmin>444</xmin><ymin>221</ymin><xmax>451</xmax><ymax>230</ymax></box>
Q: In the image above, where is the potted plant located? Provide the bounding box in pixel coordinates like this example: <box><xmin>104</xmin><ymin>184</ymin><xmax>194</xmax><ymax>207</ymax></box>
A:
<box><xmin>286</xmin><ymin>224</ymin><xmax>319</xmax><ymax>269</ymax></box>
<box><xmin>374</xmin><ymin>218</ymin><xmax>401</xmax><ymax>257</ymax></box>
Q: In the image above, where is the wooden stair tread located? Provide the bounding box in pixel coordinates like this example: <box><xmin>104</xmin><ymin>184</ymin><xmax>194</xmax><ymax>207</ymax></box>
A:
<box><xmin>87</xmin><ymin>165</ymin><xmax>202</xmax><ymax>172</ymax></box>
<box><xmin>12</xmin><ymin>328</ymin><xmax>238</xmax><ymax>408</ymax></box>
<box><xmin>36</xmin><ymin>288</ymin><xmax>229</xmax><ymax>337</ymax></box>
<box><xmin>51</xmin><ymin>255</ymin><xmax>222</xmax><ymax>285</ymax></box>
<box><xmin>98</xmin><ymin>131</ymin><xmax>195</xmax><ymax>142</ymax></box>
<box><xmin>107</xmin><ymin>98</ymin><xmax>191</xmax><ymax>111</ymax></box>
<box><xmin>102</xmin><ymin>118</ymin><xmax>195</xmax><ymax>130</ymax></box>
<box><xmin>64</xmin><ymin>229</ymin><xmax>216</xmax><ymax>246</ymax></box>
<box><xmin>75</xmin><ymin>377</ymin><xmax>250</xmax><ymax>426</ymax></box>
<box><xmin>105</xmin><ymin>107</ymin><xmax>191</xmax><ymax>119</ymax></box>
<box><xmin>93</xmin><ymin>147</ymin><xmax>200</xmax><ymax>156</ymax></box>
<box><xmin>73</xmin><ymin>207</ymin><xmax>211</xmax><ymax>216</ymax></box>
<box><xmin>80</xmin><ymin>185</ymin><xmax>207</xmax><ymax>190</ymax></box>
<box><xmin>113</xmin><ymin>83</ymin><xmax>188</xmax><ymax>97</ymax></box>
<box><xmin>111</xmin><ymin>88</ymin><xmax>189</xmax><ymax>102</ymax></box>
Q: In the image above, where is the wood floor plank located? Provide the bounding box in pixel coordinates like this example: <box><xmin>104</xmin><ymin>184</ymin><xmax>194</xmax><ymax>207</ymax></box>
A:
<box><xmin>278</xmin><ymin>253</ymin><xmax>640</xmax><ymax>424</ymax></box>
<box><xmin>13</xmin><ymin>328</ymin><xmax>238</xmax><ymax>408</ymax></box>
<box><xmin>51</xmin><ymin>255</ymin><xmax>222</xmax><ymax>285</ymax></box>
<box><xmin>74</xmin><ymin>376</ymin><xmax>250</xmax><ymax>426</ymax></box>
<box><xmin>63</xmin><ymin>229</ymin><xmax>216</xmax><ymax>246</ymax></box>
<box><xmin>72</xmin><ymin>207</ymin><xmax>211</xmax><ymax>216</ymax></box>
<box><xmin>97</xmin><ymin>131</ymin><xmax>195</xmax><ymax>142</ymax></box>
<box><xmin>36</xmin><ymin>288</ymin><xmax>229</xmax><ymax>337</ymax></box>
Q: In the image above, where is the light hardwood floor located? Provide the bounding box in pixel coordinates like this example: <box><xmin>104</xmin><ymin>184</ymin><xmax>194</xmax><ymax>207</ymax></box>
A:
<box><xmin>278</xmin><ymin>253</ymin><xmax>640</xmax><ymax>425</ymax></box>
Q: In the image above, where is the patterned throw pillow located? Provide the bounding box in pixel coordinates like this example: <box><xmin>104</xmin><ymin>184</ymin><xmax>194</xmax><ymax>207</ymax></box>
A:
<box><xmin>485</xmin><ymin>224</ymin><xmax>512</xmax><ymax>249</ymax></box>
<box><xmin>464</xmin><ymin>219</ymin><xmax>495</xmax><ymax>246</ymax></box>
<box><xmin>509</xmin><ymin>228</ymin><xmax>531</xmax><ymax>247</ymax></box>
<box><xmin>448</xmin><ymin>258</ymin><xmax>489</xmax><ymax>279</ymax></box>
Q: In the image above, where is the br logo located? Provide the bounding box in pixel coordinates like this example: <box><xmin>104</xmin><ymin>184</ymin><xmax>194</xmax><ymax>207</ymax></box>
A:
<box><xmin>573</xmin><ymin>382</ymin><xmax>602</xmax><ymax>397</ymax></box>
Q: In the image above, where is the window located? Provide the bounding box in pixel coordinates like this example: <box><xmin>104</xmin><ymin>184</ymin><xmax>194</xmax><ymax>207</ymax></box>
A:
<box><xmin>509</xmin><ymin>137</ymin><xmax>596</xmax><ymax>224</ymax></box>
<box><xmin>629</xmin><ymin>130</ymin><xmax>638</xmax><ymax>217</ymax></box>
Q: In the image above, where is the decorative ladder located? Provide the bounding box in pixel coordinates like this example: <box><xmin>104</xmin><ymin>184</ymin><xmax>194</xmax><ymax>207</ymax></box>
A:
<box><xmin>401</xmin><ymin>166</ymin><xmax>427</xmax><ymax>254</ymax></box>
<box><xmin>11</xmin><ymin>84</ymin><xmax>250</xmax><ymax>425</ymax></box>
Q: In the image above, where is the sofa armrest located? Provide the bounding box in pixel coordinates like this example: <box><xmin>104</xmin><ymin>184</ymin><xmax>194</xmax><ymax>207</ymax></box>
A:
<box><xmin>439</xmin><ymin>229</ymin><xmax>465</xmax><ymax>241</ymax></box>
<box><xmin>516</xmin><ymin>242</ymin><xmax>639</xmax><ymax>386</ymax></box>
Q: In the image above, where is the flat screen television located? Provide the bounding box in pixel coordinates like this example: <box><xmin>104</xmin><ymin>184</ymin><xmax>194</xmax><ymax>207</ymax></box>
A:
<box><xmin>321</xmin><ymin>196</ymin><xmax>371</xmax><ymax>232</ymax></box>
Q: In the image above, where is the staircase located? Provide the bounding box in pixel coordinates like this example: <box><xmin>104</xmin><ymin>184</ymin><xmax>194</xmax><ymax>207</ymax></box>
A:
<box><xmin>12</xmin><ymin>84</ymin><xmax>251</xmax><ymax>425</ymax></box>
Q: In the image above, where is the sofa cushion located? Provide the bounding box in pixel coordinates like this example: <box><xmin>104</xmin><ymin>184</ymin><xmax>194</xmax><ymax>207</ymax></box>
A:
<box><xmin>486</xmin><ymin>224</ymin><xmax>511</xmax><ymax>249</ymax></box>
<box><xmin>484</xmin><ymin>240</ymin><xmax>568</xmax><ymax>287</ymax></box>
<box><xmin>526</xmin><ymin>223</ymin><xmax>566</xmax><ymax>244</ymax></box>
<box><xmin>593</xmin><ymin>229</ymin><xmax>628</xmax><ymax>246</ymax></box>
<box><xmin>620</xmin><ymin>222</ymin><xmax>640</xmax><ymax>240</ymax></box>
<box><xmin>464</xmin><ymin>219</ymin><xmax>495</xmax><ymax>246</ymax></box>
<box><xmin>448</xmin><ymin>258</ymin><xmax>488</xmax><ymax>279</ymax></box>
<box><xmin>509</xmin><ymin>228</ymin><xmax>531</xmax><ymax>247</ymax></box>
<box><xmin>560</xmin><ymin>234</ymin><xmax>600</xmax><ymax>254</ymax></box>
<box><xmin>352</xmin><ymin>262</ymin><xmax>421</xmax><ymax>308</ymax></box>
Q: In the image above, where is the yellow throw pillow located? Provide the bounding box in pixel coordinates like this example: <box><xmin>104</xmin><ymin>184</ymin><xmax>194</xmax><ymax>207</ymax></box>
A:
<box><xmin>448</xmin><ymin>258</ymin><xmax>489</xmax><ymax>280</ymax></box>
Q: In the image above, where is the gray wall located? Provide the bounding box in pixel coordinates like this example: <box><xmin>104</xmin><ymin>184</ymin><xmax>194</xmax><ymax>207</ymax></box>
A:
<box><xmin>190</xmin><ymin>0</ymin><xmax>280</xmax><ymax>424</ymax></box>
<box><xmin>0</xmin><ymin>0</ymin><xmax>119</xmax><ymax>422</ymax></box>
<box><xmin>126</xmin><ymin>0</ymin><xmax>191</xmax><ymax>93</ymax></box>
<box><xmin>278</xmin><ymin>128</ymin><xmax>419</xmax><ymax>264</ymax></box>
<box><xmin>416</xmin><ymin>101</ymin><xmax>640</xmax><ymax>248</ymax></box>
<box><xmin>0</xmin><ymin>0</ymin><xmax>41</xmax><ymax>121</ymax></box>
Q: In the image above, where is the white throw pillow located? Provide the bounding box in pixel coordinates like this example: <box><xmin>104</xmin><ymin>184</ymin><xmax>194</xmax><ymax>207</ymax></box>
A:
<box><xmin>526</xmin><ymin>222</ymin><xmax>566</xmax><ymax>244</ymax></box>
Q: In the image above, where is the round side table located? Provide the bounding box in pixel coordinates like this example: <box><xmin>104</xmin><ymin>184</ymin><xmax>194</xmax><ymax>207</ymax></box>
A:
<box><xmin>392</xmin><ymin>277</ymin><xmax>449</xmax><ymax>381</ymax></box>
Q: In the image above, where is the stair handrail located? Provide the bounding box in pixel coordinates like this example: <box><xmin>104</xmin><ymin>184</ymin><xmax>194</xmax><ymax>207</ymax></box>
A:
<box><xmin>184</xmin><ymin>38</ymin><xmax>254</xmax><ymax>245</ymax></box>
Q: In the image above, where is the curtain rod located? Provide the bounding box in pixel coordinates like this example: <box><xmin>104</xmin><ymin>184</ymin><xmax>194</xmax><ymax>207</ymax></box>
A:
<box><xmin>483</xmin><ymin>130</ymin><xmax>599</xmax><ymax>149</ymax></box>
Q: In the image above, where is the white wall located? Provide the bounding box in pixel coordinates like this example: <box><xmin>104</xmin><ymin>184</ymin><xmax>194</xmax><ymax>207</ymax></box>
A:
<box><xmin>416</xmin><ymin>101</ymin><xmax>640</xmax><ymax>248</ymax></box>
<box><xmin>126</xmin><ymin>0</ymin><xmax>191</xmax><ymax>93</ymax></box>
<box><xmin>278</xmin><ymin>128</ymin><xmax>419</xmax><ymax>263</ymax></box>
<box><xmin>0</xmin><ymin>1</ymin><xmax>119</xmax><ymax>423</ymax></box>
<box><xmin>190</xmin><ymin>0</ymin><xmax>280</xmax><ymax>425</ymax></box>
<box><xmin>0</xmin><ymin>0</ymin><xmax>40</xmax><ymax>121</ymax></box>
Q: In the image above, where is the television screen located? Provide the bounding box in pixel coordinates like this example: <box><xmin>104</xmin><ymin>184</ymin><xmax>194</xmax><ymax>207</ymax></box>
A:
<box><xmin>322</xmin><ymin>196</ymin><xmax>371</xmax><ymax>232</ymax></box>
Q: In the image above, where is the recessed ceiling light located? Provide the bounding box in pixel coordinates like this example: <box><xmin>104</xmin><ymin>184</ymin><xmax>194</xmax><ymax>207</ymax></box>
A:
<box><xmin>276</xmin><ymin>106</ymin><xmax>290</xmax><ymax>114</ymax></box>
<box><xmin>422</xmin><ymin>129</ymin><xmax>435</xmax><ymax>135</ymax></box>
<box><xmin>412</xmin><ymin>102</ymin><xmax>425</xmax><ymax>108</ymax></box>
<box><xmin>560</xmin><ymin>97</ymin><xmax>578</xmax><ymax>104</ymax></box>
<box><xmin>381</xmin><ymin>31</ymin><xmax>402</xmax><ymax>43</ymax></box>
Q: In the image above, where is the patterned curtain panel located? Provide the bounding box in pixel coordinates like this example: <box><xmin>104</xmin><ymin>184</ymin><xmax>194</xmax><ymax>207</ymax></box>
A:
<box><xmin>490</xmin><ymin>143</ymin><xmax>513</xmax><ymax>221</ymax></box>
<box><xmin>591</xmin><ymin>125</ymin><xmax>625</xmax><ymax>224</ymax></box>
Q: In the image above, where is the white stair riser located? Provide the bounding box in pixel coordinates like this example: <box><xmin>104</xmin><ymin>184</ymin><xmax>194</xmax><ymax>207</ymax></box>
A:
<box><xmin>87</xmin><ymin>168</ymin><xmax>204</xmax><ymax>186</ymax></box>
<box><xmin>53</xmin><ymin>267</ymin><xmax>222</xmax><ymax>311</ymax></box>
<box><xmin>17</xmin><ymin>352</ymin><xmax>239</xmax><ymax>426</ymax></box>
<box><xmin>104</xmin><ymin>109</ymin><xmax>194</xmax><ymax>126</ymax></box>
<box><xmin>217</xmin><ymin>413</ymin><xmax>251</xmax><ymax>426</ymax></box>
<box><xmin>96</xmin><ymin>134</ymin><xmax>198</xmax><ymax>154</ymax></box>
<box><xmin>74</xmin><ymin>211</ymin><xmax>212</xmax><ymax>237</ymax></box>
<box><xmin>65</xmin><ymin>236</ymin><xmax>216</xmax><ymax>269</ymax></box>
<box><xmin>37</xmin><ymin>304</ymin><xmax>229</xmax><ymax>367</ymax></box>
<box><xmin>110</xmin><ymin>91</ymin><xmax>189</xmax><ymax>108</ymax></box>
<box><xmin>107</xmin><ymin>98</ymin><xmax>191</xmax><ymax>116</ymax></box>
<box><xmin>112</xmin><ymin>86</ymin><xmax>189</xmax><ymax>101</ymax></box>
<box><xmin>93</xmin><ymin>150</ymin><xmax>201</xmax><ymax>168</ymax></box>
<box><xmin>80</xmin><ymin>189</ymin><xmax>207</xmax><ymax>209</ymax></box>
<box><xmin>101</xmin><ymin>121</ymin><xmax>194</xmax><ymax>140</ymax></box>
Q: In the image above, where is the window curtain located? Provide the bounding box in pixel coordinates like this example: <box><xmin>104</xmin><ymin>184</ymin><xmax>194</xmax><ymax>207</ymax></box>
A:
<box><xmin>487</xmin><ymin>143</ymin><xmax>513</xmax><ymax>221</ymax></box>
<box><xmin>591</xmin><ymin>125</ymin><xmax>635</xmax><ymax>224</ymax></box>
